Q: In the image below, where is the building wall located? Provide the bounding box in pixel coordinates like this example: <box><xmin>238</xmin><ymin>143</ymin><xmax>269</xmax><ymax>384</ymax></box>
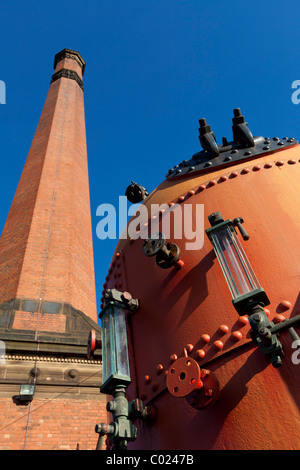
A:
<box><xmin>0</xmin><ymin>397</ymin><xmax>108</xmax><ymax>450</ymax></box>
<box><xmin>0</xmin><ymin>356</ymin><xmax>109</xmax><ymax>450</ymax></box>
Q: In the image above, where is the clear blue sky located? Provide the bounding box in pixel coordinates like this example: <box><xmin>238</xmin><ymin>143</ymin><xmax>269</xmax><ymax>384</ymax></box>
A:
<box><xmin>1</xmin><ymin>0</ymin><xmax>300</xmax><ymax>321</ymax></box>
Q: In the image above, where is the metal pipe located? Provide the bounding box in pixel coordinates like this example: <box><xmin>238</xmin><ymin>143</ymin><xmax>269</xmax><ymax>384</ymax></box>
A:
<box><xmin>96</xmin><ymin>434</ymin><xmax>105</xmax><ymax>450</ymax></box>
<box><xmin>288</xmin><ymin>327</ymin><xmax>300</xmax><ymax>342</ymax></box>
<box><xmin>270</xmin><ymin>315</ymin><xmax>300</xmax><ymax>335</ymax></box>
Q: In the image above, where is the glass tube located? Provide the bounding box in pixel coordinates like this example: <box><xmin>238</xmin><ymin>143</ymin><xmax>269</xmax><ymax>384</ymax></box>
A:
<box><xmin>101</xmin><ymin>309</ymin><xmax>112</xmax><ymax>384</ymax></box>
<box><xmin>101</xmin><ymin>304</ymin><xmax>130</xmax><ymax>384</ymax></box>
<box><xmin>113</xmin><ymin>306</ymin><xmax>130</xmax><ymax>379</ymax></box>
<box><xmin>211</xmin><ymin>226</ymin><xmax>260</xmax><ymax>300</ymax></box>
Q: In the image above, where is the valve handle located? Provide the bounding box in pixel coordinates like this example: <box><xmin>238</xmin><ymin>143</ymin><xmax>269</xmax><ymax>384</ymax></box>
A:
<box><xmin>233</xmin><ymin>217</ymin><xmax>250</xmax><ymax>240</ymax></box>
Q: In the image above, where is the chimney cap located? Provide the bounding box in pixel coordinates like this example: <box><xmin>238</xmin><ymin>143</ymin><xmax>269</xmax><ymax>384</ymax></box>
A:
<box><xmin>54</xmin><ymin>48</ymin><xmax>86</xmax><ymax>75</ymax></box>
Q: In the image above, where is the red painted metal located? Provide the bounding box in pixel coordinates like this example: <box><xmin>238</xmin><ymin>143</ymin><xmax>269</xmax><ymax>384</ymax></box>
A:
<box><xmin>87</xmin><ymin>329</ymin><xmax>102</xmax><ymax>360</ymax></box>
<box><xmin>102</xmin><ymin>146</ymin><xmax>300</xmax><ymax>450</ymax></box>
<box><xmin>166</xmin><ymin>353</ymin><xmax>203</xmax><ymax>397</ymax></box>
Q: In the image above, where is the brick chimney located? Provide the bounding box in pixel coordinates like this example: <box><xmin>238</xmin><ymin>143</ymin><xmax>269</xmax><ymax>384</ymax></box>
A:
<box><xmin>0</xmin><ymin>48</ymin><xmax>97</xmax><ymax>327</ymax></box>
<box><xmin>0</xmin><ymin>51</ymin><xmax>106</xmax><ymax>450</ymax></box>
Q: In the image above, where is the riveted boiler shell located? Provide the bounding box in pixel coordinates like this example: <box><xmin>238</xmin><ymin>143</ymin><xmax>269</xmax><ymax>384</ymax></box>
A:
<box><xmin>104</xmin><ymin>148</ymin><xmax>300</xmax><ymax>450</ymax></box>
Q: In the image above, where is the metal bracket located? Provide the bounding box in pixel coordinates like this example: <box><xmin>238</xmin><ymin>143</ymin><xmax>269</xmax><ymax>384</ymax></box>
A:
<box><xmin>143</xmin><ymin>232</ymin><xmax>181</xmax><ymax>269</ymax></box>
<box><xmin>125</xmin><ymin>181</ymin><xmax>148</xmax><ymax>204</ymax></box>
<box><xmin>247</xmin><ymin>306</ymin><xmax>284</xmax><ymax>368</ymax></box>
<box><xmin>166</xmin><ymin>108</ymin><xmax>297</xmax><ymax>180</ymax></box>
<box><xmin>103</xmin><ymin>289</ymin><xmax>139</xmax><ymax>313</ymax></box>
<box><xmin>95</xmin><ymin>387</ymin><xmax>156</xmax><ymax>450</ymax></box>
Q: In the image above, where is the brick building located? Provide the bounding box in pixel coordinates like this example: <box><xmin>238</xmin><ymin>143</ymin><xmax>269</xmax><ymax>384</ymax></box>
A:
<box><xmin>0</xmin><ymin>49</ymin><xmax>107</xmax><ymax>450</ymax></box>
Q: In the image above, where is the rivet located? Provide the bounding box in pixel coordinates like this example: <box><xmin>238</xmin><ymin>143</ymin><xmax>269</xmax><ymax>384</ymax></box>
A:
<box><xmin>278</xmin><ymin>300</ymin><xmax>292</xmax><ymax>310</ymax></box>
<box><xmin>244</xmin><ymin>151</ymin><xmax>252</xmax><ymax>156</ymax></box>
<box><xmin>144</xmin><ymin>375</ymin><xmax>151</xmax><ymax>385</ymax></box>
<box><xmin>201</xmin><ymin>369</ymin><xmax>209</xmax><ymax>378</ymax></box>
<box><xmin>185</xmin><ymin>344</ymin><xmax>194</xmax><ymax>353</ymax></box>
<box><xmin>214</xmin><ymin>340</ymin><xmax>224</xmax><ymax>350</ymax></box>
<box><xmin>288</xmin><ymin>159</ymin><xmax>296</xmax><ymax>164</ymax></box>
<box><xmin>205</xmin><ymin>161</ymin><xmax>212</xmax><ymax>167</ymax></box>
<box><xmin>219</xmin><ymin>175</ymin><xmax>228</xmax><ymax>182</ymax></box>
<box><xmin>169</xmin><ymin>202</ymin><xmax>175</xmax><ymax>207</ymax></box>
<box><xmin>198</xmin><ymin>185</ymin><xmax>206</xmax><ymax>192</ymax></box>
<box><xmin>230</xmin><ymin>172</ymin><xmax>238</xmax><ymax>178</ymax></box>
<box><xmin>253</xmin><ymin>165</ymin><xmax>261</xmax><ymax>171</ymax></box>
<box><xmin>201</xmin><ymin>334</ymin><xmax>210</xmax><ymax>343</ymax></box>
<box><xmin>207</xmin><ymin>180</ymin><xmax>217</xmax><ymax>187</ymax></box>
<box><xmin>263</xmin><ymin>146</ymin><xmax>270</xmax><ymax>150</ymax></box>
<box><xmin>219</xmin><ymin>325</ymin><xmax>229</xmax><ymax>334</ymax></box>
<box><xmin>276</xmin><ymin>161</ymin><xmax>284</xmax><ymax>166</ymax></box>
<box><xmin>188</xmin><ymin>190</ymin><xmax>195</xmax><ymax>196</ymax></box>
<box><xmin>170</xmin><ymin>354</ymin><xmax>178</xmax><ymax>362</ymax></box>
<box><xmin>224</xmin><ymin>156</ymin><xmax>232</xmax><ymax>161</ymax></box>
<box><xmin>273</xmin><ymin>137</ymin><xmax>279</xmax><ymax>141</ymax></box>
<box><xmin>287</xmin><ymin>138</ymin><xmax>295</xmax><ymax>142</ymax></box>
<box><xmin>176</xmin><ymin>260</ymin><xmax>184</xmax><ymax>268</ymax></box>
<box><xmin>238</xmin><ymin>315</ymin><xmax>249</xmax><ymax>325</ymax></box>
<box><xmin>195</xmin><ymin>349</ymin><xmax>205</xmax><ymax>361</ymax></box>
<box><xmin>116</xmin><ymin>252</ymin><xmax>121</xmax><ymax>259</ymax></box>
<box><xmin>277</xmin><ymin>141</ymin><xmax>284</xmax><ymax>146</ymax></box>
<box><xmin>188</xmin><ymin>166</ymin><xmax>195</xmax><ymax>171</ymax></box>
<box><xmin>156</xmin><ymin>364</ymin><xmax>164</xmax><ymax>375</ymax></box>
<box><xmin>178</xmin><ymin>196</ymin><xmax>185</xmax><ymax>202</ymax></box>
<box><xmin>241</xmin><ymin>168</ymin><xmax>250</xmax><ymax>174</ymax></box>
<box><xmin>231</xmin><ymin>331</ymin><xmax>243</xmax><ymax>341</ymax></box>
<box><xmin>231</xmin><ymin>149</ymin><xmax>238</xmax><ymax>154</ymax></box>
<box><xmin>264</xmin><ymin>163</ymin><xmax>273</xmax><ymax>168</ymax></box>
<box><xmin>273</xmin><ymin>313</ymin><xmax>286</xmax><ymax>324</ymax></box>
